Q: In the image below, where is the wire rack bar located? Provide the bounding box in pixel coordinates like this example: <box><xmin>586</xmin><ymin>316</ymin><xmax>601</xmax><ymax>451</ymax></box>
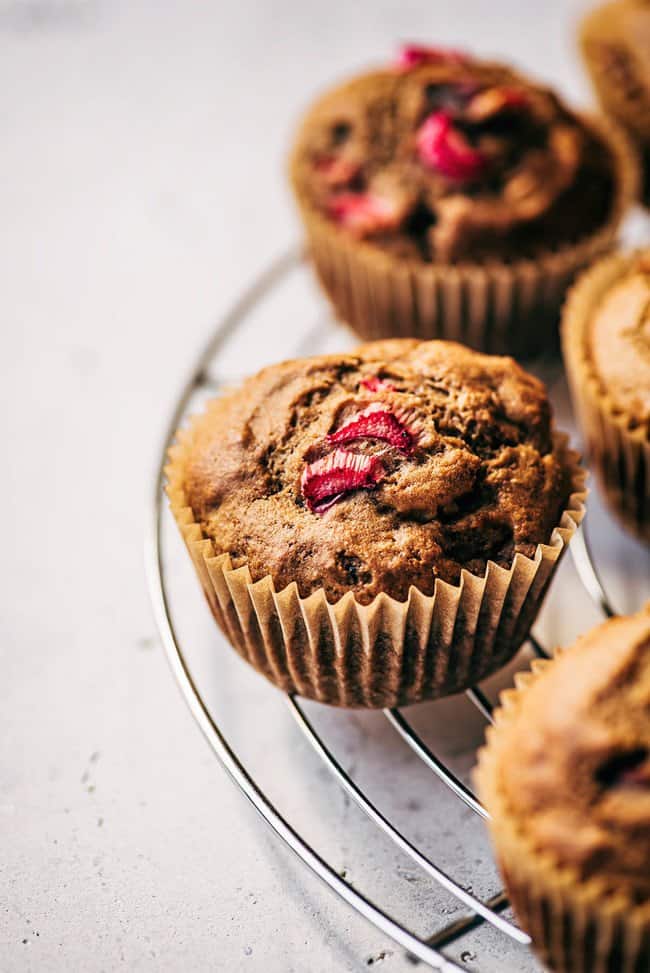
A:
<box><xmin>425</xmin><ymin>891</ymin><xmax>511</xmax><ymax>950</ymax></box>
<box><xmin>147</xmin><ymin>551</ymin><xmax>463</xmax><ymax>971</ymax></box>
<box><xmin>464</xmin><ymin>686</ymin><xmax>495</xmax><ymax>723</ymax></box>
<box><xmin>148</xmin><ymin>249</ymin><xmax>624</xmax><ymax>972</ymax></box>
<box><xmin>147</xmin><ymin>249</ymin><xmax>471</xmax><ymax>971</ymax></box>
<box><xmin>287</xmin><ymin>696</ymin><xmax>527</xmax><ymax>944</ymax></box>
<box><xmin>384</xmin><ymin>709</ymin><xmax>487</xmax><ymax>821</ymax></box>
<box><xmin>526</xmin><ymin>633</ymin><xmax>549</xmax><ymax>659</ymax></box>
<box><xmin>570</xmin><ymin>524</ymin><xmax>616</xmax><ymax>618</ymax></box>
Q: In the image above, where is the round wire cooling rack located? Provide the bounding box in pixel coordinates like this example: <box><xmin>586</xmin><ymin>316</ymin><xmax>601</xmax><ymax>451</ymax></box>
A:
<box><xmin>146</xmin><ymin>247</ymin><xmax>650</xmax><ymax>973</ymax></box>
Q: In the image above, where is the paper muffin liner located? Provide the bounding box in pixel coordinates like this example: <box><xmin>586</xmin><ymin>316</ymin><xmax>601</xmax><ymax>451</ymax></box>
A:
<box><xmin>475</xmin><ymin>658</ymin><xmax>650</xmax><ymax>973</ymax></box>
<box><xmin>562</xmin><ymin>251</ymin><xmax>650</xmax><ymax>543</ymax></box>
<box><xmin>291</xmin><ymin>114</ymin><xmax>637</xmax><ymax>358</ymax></box>
<box><xmin>166</xmin><ymin>418</ymin><xmax>586</xmax><ymax>708</ymax></box>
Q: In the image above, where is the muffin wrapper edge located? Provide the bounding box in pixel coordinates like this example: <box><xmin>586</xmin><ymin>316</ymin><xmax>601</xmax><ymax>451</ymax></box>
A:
<box><xmin>475</xmin><ymin>660</ymin><xmax>650</xmax><ymax>973</ymax></box>
<box><xmin>165</xmin><ymin>424</ymin><xmax>586</xmax><ymax>708</ymax></box>
<box><xmin>562</xmin><ymin>250</ymin><xmax>650</xmax><ymax>543</ymax></box>
<box><xmin>291</xmin><ymin>114</ymin><xmax>638</xmax><ymax>357</ymax></box>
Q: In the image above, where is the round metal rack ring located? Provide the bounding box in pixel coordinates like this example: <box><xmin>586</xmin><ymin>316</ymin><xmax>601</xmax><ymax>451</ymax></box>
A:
<box><xmin>145</xmin><ymin>248</ymin><xmax>620</xmax><ymax>972</ymax></box>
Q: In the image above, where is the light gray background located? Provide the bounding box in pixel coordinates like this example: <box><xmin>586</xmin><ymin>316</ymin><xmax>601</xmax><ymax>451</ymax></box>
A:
<box><xmin>3</xmin><ymin>2</ymin><xmax>649</xmax><ymax>972</ymax></box>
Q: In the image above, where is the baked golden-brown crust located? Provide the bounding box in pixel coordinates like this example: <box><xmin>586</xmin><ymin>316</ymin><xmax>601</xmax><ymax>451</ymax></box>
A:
<box><xmin>179</xmin><ymin>338</ymin><xmax>571</xmax><ymax>605</ymax></box>
<box><xmin>291</xmin><ymin>50</ymin><xmax>617</xmax><ymax>263</ymax></box>
<box><xmin>581</xmin><ymin>0</ymin><xmax>650</xmax><ymax>144</ymax></box>
<box><xmin>587</xmin><ymin>254</ymin><xmax>650</xmax><ymax>430</ymax></box>
<box><xmin>581</xmin><ymin>0</ymin><xmax>650</xmax><ymax>204</ymax></box>
<box><xmin>484</xmin><ymin>606</ymin><xmax>650</xmax><ymax>901</ymax></box>
<box><xmin>562</xmin><ymin>250</ymin><xmax>650</xmax><ymax>542</ymax></box>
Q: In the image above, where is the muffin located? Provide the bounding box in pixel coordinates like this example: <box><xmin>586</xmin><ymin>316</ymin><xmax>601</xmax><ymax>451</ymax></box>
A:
<box><xmin>167</xmin><ymin>338</ymin><xmax>586</xmax><ymax>707</ymax></box>
<box><xmin>581</xmin><ymin>0</ymin><xmax>650</xmax><ymax>204</ymax></box>
<box><xmin>476</xmin><ymin>606</ymin><xmax>650</xmax><ymax>973</ymax></box>
<box><xmin>562</xmin><ymin>250</ymin><xmax>650</xmax><ymax>542</ymax></box>
<box><xmin>289</xmin><ymin>44</ymin><xmax>636</xmax><ymax>358</ymax></box>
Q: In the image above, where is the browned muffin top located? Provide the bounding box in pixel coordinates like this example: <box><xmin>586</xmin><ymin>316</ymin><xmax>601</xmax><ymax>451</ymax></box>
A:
<box><xmin>587</xmin><ymin>253</ymin><xmax>650</xmax><ymax>430</ymax></box>
<box><xmin>179</xmin><ymin>339</ymin><xmax>571</xmax><ymax>604</ymax></box>
<box><xmin>492</xmin><ymin>605</ymin><xmax>650</xmax><ymax>902</ymax></box>
<box><xmin>290</xmin><ymin>45</ymin><xmax>615</xmax><ymax>263</ymax></box>
<box><xmin>581</xmin><ymin>0</ymin><xmax>650</xmax><ymax>142</ymax></box>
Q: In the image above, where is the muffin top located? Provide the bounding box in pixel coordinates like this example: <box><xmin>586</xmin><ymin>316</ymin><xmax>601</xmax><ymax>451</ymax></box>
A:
<box><xmin>178</xmin><ymin>339</ymin><xmax>572</xmax><ymax>604</ymax></box>
<box><xmin>587</xmin><ymin>253</ymin><xmax>650</xmax><ymax>429</ymax></box>
<box><xmin>290</xmin><ymin>45</ymin><xmax>616</xmax><ymax>263</ymax></box>
<box><xmin>486</xmin><ymin>605</ymin><xmax>650</xmax><ymax>902</ymax></box>
<box><xmin>581</xmin><ymin>0</ymin><xmax>650</xmax><ymax>141</ymax></box>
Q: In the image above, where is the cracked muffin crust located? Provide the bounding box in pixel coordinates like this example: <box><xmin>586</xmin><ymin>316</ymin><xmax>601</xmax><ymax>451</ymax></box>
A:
<box><xmin>291</xmin><ymin>46</ymin><xmax>617</xmax><ymax>263</ymax></box>
<box><xmin>481</xmin><ymin>606</ymin><xmax>650</xmax><ymax>901</ymax></box>
<box><xmin>587</xmin><ymin>254</ymin><xmax>650</xmax><ymax>432</ymax></box>
<box><xmin>180</xmin><ymin>338</ymin><xmax>572</xmax><ymax>605</ymax></box>
<box><xmin>476</xmin><ymin>606</ymin><xmax>650</xmax><ymax>972</ymax></box>
<box><xmin>289</xmin><ymin>44</ymin><xmax>635</xmax><ymax>356</ymax></box>
<box><xmin>562</xmin><ymin>250</ymin><xmax>650</xmax><ymax>542</ymax></box>
<box><xmin>581</xmin><ymin>0</ymin><xmax>650</xmax><ymax>204</ymax></box>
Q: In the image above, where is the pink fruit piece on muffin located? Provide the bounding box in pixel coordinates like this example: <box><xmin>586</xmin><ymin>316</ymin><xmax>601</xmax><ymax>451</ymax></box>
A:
<box><xmin>292</xmin><ymin>44</ymin><xmax>617</xmax><ymax>262</ymax></box>
<box><xmin>177</xmin><ymin>338</ymin><xmax>573</xmax><ymax>604</ymax></box>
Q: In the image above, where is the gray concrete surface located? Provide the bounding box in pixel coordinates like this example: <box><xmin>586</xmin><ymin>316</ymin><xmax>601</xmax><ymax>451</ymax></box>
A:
<box><xmin>3</xmin><ymin>2</ymin><xmax>650</xmax><ymax>971</ymax></box>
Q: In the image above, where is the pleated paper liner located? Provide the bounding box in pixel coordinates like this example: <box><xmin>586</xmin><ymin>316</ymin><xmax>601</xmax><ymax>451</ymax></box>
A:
<box><xmin>475</xmin><ymin>658</ymin><xmax>650</xmax><ymax>973</ymax></box>
<box><xmin>166</xmin><ymin>417</ymin><xmax>586</xmax><ymax>708</ymax></box>
<box><xmin>291</xmin><ymin>114</ymin><xmax>638</xmax><ymax>358</ymax></box>
<box><xmin>562</xmin><ymin>251</ymin><xmax>650</xmax><ymax>543</ymax></box>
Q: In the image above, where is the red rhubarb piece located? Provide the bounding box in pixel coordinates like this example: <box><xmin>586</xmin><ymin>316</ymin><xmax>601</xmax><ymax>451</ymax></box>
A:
<box><xmin>394</xmin><ymin>43</ymin><xmax>469</xmax><ymax>71</ymax></box>
<box><xmin>327</xmin><ymin>191</ymin><xmax>400</xmax><ymax>236</ymax></box>
<box><xmin>359</xmin><ymin>376</ymin><xmax>396</xmax><ymax>393</ymax></box>
<box><xmin>416</xmin><ymin>111</ymin><xmax>487</xmax><ymax>182</ymax></box>
<box><xmin>328</xmin><ymin>403</ymin><xmax>418</xmax><ymax>455</ymax></box>
<box><xmin>301</xmin><ymin>449</ymin><xmax>385</xmax><ymax>514</ymax></box>
<box><xmin>314</xmin><ymin>154</ymin><xmax>361</xmax><ymax>187</ymax></box>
